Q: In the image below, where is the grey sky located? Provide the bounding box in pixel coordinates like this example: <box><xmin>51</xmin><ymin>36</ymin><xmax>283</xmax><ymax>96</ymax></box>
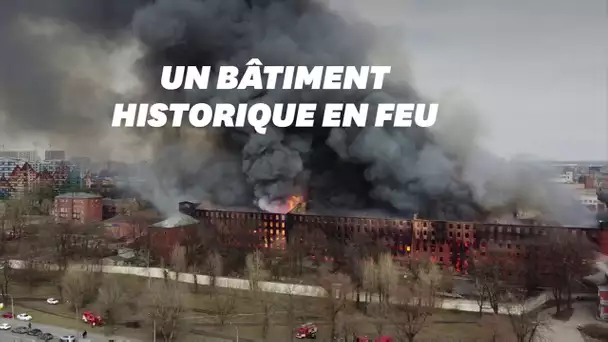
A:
<box><xmin>332</xmin><ymin>0</ymin><xmax>607</xmax><ymax>161</ymax></box>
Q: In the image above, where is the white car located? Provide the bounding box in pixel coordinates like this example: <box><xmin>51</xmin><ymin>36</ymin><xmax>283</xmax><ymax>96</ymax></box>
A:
<box><xmin>59</xmin><ymin>335</ymin><xmax>76</xmax><ymax>342</ymax></box>
<box><xmin>16</xmin><ymin>313</ymin><xmax>32</xmax><ymax>321</ymax></box>
<box><xmin>0</xmin><ymin>323</ymin><xmax>10</xmax><ymax>330</ymax></box>
<box><xmin>46</xmin><ymin>298</ymin><xmax>59</xmax><ymax>305</ymax></box>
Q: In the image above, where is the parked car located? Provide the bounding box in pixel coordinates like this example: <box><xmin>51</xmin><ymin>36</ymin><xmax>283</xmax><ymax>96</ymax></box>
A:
<box><xmin>40</xmin><ymin>332</ymin><xmax>54</xmax><ymax>341</ymax></box>
<box><xmin>46</xmin><ymin>298</ymin><xmax>59</xmax><ymax>305</ymax></box>
<box><xmin>16</xmin><ymin>313</ymin><xmax>32</xmax><ymax>321</ymax></box>
<box><xmin>59</xmin><ymin>335</ymin><xmax>77</xmax><ymax>342</ymax></box>
<box><xmin>0</xmin><ymin>322</ymin><xmax>10</xmax><ymax>330</ymax></box>
<box><xmin>2</xmin><ymin>312</ymin><xmax>12</xmax><ymax>319</ymax></box>
<box><xmin>11</xmin><ymin>326</ymin><xmax>28</xmax><ymax>334</ymax></box>
<box><xmin>82</xmin><ymin>311</ymin><xmax>103</xmax><ymax>326</ymax></box>
<box><xmin>27</xmin><ymin>328</ymin><xmax>43</xmax><ymax>336</ymax></box>
<box><xmin>295</xmin><ymin>322</ymin><xmax>318</xmax><ymax>339</ymax></box>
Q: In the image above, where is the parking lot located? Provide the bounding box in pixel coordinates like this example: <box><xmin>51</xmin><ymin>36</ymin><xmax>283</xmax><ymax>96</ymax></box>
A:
<box><xmin>0</xmin><ymin>318</ymin><xmax>135</xmax><ymax>342</ymax></box>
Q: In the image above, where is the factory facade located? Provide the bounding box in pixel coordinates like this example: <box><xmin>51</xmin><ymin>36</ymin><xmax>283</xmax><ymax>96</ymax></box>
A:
<box><xmin>157</xmin><ymin>201</ymin><xmax>608</xmax><ymax>269</ymax></box>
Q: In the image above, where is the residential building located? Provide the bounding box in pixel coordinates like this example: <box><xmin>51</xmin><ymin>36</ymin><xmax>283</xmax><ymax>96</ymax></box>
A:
<box><xmin>44</xmin><ymin>150</ymin><xmax>66</xmax><ymax>161</ymax></box>
<box><xmin>0</xmin><ymin>157</ymin><xmax>20</xmax><ymax>178</ymax></box>
<box><xmin>53</xmin><ymin>192</ymin><xmax>103</xmax><ymax>224</ymax></box>
<box><xmin>0</xmin><ymin>151</ymin><xmax>18</xmax><ymax>159</ymax></box>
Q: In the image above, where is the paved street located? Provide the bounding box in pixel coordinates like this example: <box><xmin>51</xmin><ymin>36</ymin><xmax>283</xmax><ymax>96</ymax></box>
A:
<box><xmin>543</xmin><ymin>302</ymin><xmax>596</xmax><ymax>342</ymax></box>
<box><xmin>0</xmin><ymin>318</ymin><xmax>138</xmax><ymax>342</ymax></box>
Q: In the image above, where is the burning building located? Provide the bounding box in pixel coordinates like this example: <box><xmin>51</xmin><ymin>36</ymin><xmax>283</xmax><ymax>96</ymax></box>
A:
<box><xmin>176</xmin><ymin>199</ymin><xmax>608</xmax><ymax>272</ymax></box>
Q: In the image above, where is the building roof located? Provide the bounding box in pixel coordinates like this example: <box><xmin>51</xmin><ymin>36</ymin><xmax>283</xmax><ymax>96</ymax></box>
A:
<box><xmin>104</xmin><ymin>210</ymin><xmax>160</xmax><ymax>224</ymax></box>
<box><xmin>56</xmin><ymin>192</ymin><xmax>102</xmax><ymax>199</ymax></box>
<box><xmin>150</xmin><ymin>213</ymin><xmax>199</xmax><ymax>228</ymax></box>
<box><xmin>196</xmin><ymin>201</ymin><xmax>261</xmax><ymax>213</ymax></box>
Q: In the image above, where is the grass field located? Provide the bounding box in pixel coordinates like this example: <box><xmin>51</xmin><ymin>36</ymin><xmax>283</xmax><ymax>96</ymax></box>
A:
<box><xmin>2</xmin><ymin>274</ymin><xmax>514</xmax><ymax>341</ymax></box>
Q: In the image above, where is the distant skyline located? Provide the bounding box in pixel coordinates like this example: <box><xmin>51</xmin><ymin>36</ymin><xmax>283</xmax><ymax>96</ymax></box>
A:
<box><xmin>331</xmin><ymin>0</ymin><xmax>607</xmax><ymax>161</ymax></box>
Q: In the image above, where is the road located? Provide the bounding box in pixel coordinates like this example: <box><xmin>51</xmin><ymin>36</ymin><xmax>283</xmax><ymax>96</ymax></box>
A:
<box><xmin>0</xmin><ymin>318</ymin><xmax>138</xmax><ymax>342</ymax></box>
<box><xmin>543</xmin><ymin>302</ymin><xmax>596</xmax><ymax>342</ymax></box>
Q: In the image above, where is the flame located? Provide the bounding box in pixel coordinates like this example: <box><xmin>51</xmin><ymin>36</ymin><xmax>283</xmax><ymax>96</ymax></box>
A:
<box><xmin>286</xmin><ymin>195</ymin><xmax>304</xmax><ymax>212</ymax></box>
<box><xmin>258</xmin><ymin>195</ymin><xmax>304</xmax><ymax>213</ymax></box>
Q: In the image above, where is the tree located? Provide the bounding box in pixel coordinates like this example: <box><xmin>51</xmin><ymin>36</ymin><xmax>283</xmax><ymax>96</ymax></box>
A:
<box><xmin>145</xmin><ymin>280</ymin><xmax>187</xmax><ymax>342</ymax></box>
<box><xmin>256</xmin><ymin>290</ymin><xmax>278</xmax><ymax>341</ymax></box>
<box><xmin>245</xmin><ymin>249</ymin><xmax>268</xmax><ymax>291</ymax></box>
<box><xmin>170</xmin><ymin>245</ymin><xmax>187</xmax><ymax>275</ymax></box>
<box><xmin>505</xmin><ymin>292</ymin><xmax>548</xmax><ymax>342</ymax></box>
<box><xmin>541</xmin><ymin>231</ymin><xmax>595</xmax><ymax>315</ymax></box>
<box><xmin>211</xmin><ymin>289</ymin><xmax>236</xmax><ymax>326</ymax></box>
<box><xmin>319</xmin><ymin>272</ymin><xmax>353</xmax><ymax>341</ymax></box>
<box><xmin>477</xmin><ymin>314</ymin><xmax>512</xmax><ymax>342</ymax></box>
<box><xmin>4</xmin><ymin>199</ymin><xmax>29</xmax><ymax>236</ymax></box>
<box><xmin>203</xmin><ymin>250</ymin><xmax>223</xmax><ymax>291</ymax></box>
<box><xmin>391</xmin><ymin>257</ymin><xmax>442</xmax><ymax>342</ymax></box>
<box><xmin>61</xmin><ymin>268</ymin><xmax>100</xmax><ymax>317</ymax></box>
<box><xmin>361</xmin><ymin>253</ymin><xmax>399</xmax><ymax>334</ymax></box>
<box><xmin>96</xmin><ymin>275</ymin><xmax>138</xmax><ymax>334</ymax></box>
<box><xmin>469</xmin><ymin>251</ymin><xmax>512</xmax><ymax>315</ymax></box>
<box><xmin>245</xmin><ymin>250</ymin><xmax>275</xmax><ymax>340</ymax></box>
<box><xmin>39</xmin><ymin>198</ymin><xmax>53</xmax><ymax>215</ymax></box>
<box><xmin>280</xmin><ymin>284</ymin><xmax>303</xmax><ymax>342</ymax></box>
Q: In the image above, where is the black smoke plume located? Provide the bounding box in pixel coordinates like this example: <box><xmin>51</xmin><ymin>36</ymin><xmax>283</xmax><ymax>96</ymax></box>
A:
<box><xmin>0</xmin><ymin>0</ymin><xmax>596</xmax><ymax>225</ymax></box>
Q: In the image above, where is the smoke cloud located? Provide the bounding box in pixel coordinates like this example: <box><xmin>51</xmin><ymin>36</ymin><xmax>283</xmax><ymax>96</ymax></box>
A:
<box><xmin>0</xmin><ymin>0</ymin><xmax>595</xmax><ymax>226</ymax></box>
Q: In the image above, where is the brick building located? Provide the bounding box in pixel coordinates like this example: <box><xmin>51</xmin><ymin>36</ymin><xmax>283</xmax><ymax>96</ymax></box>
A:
<box><xmin>53</xmin><ymin>192</ymin><xmax>103</xmax><ymax>224</ymax></box>
<box><xmin>148</xmin><ymin>213</ymin><xmax>200</xmax><ymax>263</ymax></box>
<box><xmin>177</xmin><ymin>201</ymin><xmax>608</xmax><ymax>273</ymax></box>
<box><xmin>103</xmin><ymin>211</ymin><xmax>159</xmax><ymax>242</ymax></box>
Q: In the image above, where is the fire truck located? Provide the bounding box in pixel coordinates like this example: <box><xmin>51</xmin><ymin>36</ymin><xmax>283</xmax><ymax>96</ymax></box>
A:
<box><xmin>295</xmin><ymin>323</ymin><xmax>318</xmax><ymax>339</ymax></box>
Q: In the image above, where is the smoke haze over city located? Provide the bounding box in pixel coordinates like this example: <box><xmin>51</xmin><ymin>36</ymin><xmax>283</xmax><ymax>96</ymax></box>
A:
<box><xmin>0</xmin><ymin>0</ymin><xmax>601</xmax><ymax>225</ymax></box>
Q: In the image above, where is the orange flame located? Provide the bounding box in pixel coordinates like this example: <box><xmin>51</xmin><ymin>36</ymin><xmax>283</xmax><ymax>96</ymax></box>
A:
<box><xmin>285</xmin><ymin>195</ymin><xmax>304</xmax><ymax>212</ymax></box>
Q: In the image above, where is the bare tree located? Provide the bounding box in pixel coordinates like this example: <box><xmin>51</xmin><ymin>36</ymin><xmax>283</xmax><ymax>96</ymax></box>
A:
<box><xmin>506</xmin><ymin>293</ymin><xmax>549</xmax><ymax>342</ymax></box>
<box><xmin>170</xmin><ymin>245</ymin><xmax>187</xmax><ymax>275</ymax></box>
<box><xmin>255</xmin><ymin>289</ymin><xmax>278</xmax><ymax>341</ymax></box>
<box><xmin>244</xmin><ymin>250</ymin><xmax>276</xmax><ymax>341</ymax></box>
<box><xmin>4</xmin><ymin>198</ymin><xmax>29</xmax><ymax>237</ymax></box>
<box><xmin>280</xmin><ymin>284</ymin><xmax>302</xmax><ymax>342</ymax></box>
<box><xmin>477</xmin><ymin>314</ymin><xmax>512</xmax><ymax>342</ymax></box>
<box><xmin>391</xmin><ymin>258</ymin><xmax>442</xmax><ymax>342</ymax></box>
<box><xmin>319</xmin><ymin>272</ymin><xmax>353</xmax><ymax>341</ymax></box>
<box><xmin>61</xmin><ymin>268</ymin><xmax>99</xmax><ymax>317</ymax></box>
<box><xmin>203</xmin><ymin>250</ymin><xmax>223</xmax><ymax>291</ymax></box>
<box><xmin>361</xmin><ymin>253</ymin><xmax>399</xmax><ymax>334</ymax></box>
<box><xmin>469</xmin><ymin>251</ymin><xmax>512</xmax><ymax>315</ymax></box>
<box><xmin>145</xmin><ymin>280</ymin><xmax>188</xmax><ymax>342</ymax></box>
<box><xmin>541</xmin><ymin>231</ymin><xmax>595</xmax><ymax>315</ymax></box>
<box><xmin>245</xmin><ymin>249</ymin><xmax>268</xmax><ymax>291</ymax></box>
<box><xmin>96</xmin><ymin>275</ymin><xmax>138</xmax><ymax>334</ymax></box>
<box><xmin>211</xmin><ymin>289</ymin><xmax>237</xmax><ymax>326</ymax></box>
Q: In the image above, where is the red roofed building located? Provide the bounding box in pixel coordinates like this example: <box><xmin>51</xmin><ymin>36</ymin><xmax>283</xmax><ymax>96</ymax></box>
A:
<box><xmin>8</xmin><ymin>163</ymin><xmax>38</xmax><ymax>198</ymax></box>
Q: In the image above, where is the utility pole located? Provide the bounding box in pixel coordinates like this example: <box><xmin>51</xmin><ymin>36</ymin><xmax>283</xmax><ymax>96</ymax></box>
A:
<box><xmin>229</xmin><ymin>321</ymin><xmax>239</xmax><ymax>342</ymax></box>
<box><xmin>153</xmin><ymin>319</ymin><xmax>156</xmax><ymax>342</ymax></box>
